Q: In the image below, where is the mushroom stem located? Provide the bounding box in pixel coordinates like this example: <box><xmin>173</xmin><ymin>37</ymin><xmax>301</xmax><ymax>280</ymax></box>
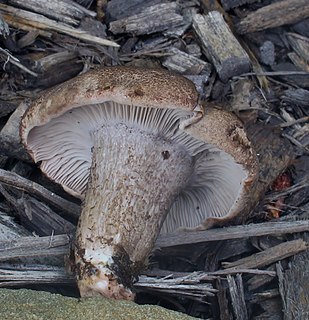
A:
<box><xmin>75</xmin><ymin>123</ymin><xmax>193</xmax><ymax>300</ymax></box>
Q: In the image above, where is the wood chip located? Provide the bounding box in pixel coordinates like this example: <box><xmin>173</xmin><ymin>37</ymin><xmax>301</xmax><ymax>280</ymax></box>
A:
<box><xmin>236</xmin><ymin>0</ymin><xmax>309</xmax><ymax>34</ymax></box>
<box><xmin>192</xmin><ymin>11</ymin><xmax>250</xmax><ymax>82</ymax></box>
<box><xmin>155</xmin><ymin>220</ymin><xmax>309</xmax><ymax>248</ymax></box>
<box><xmin>162</xmin><ymin>47</ymin><xmax>212</xmax><ymax>74</ymax></box>
<box><xmin>221</xmin><ymin>0</ymin><xmax>258</xmax><ymax>11</ymax></box>
<box><xmin>0</xmin><ymin>169</ymin><xmax>80</xmax><ymax>218</ymax></box>
<box><xmin>277</xmin><ymin>245</ymin><xmax>309</xmax><ymax>319</ymax></box>
<box><xmin>109</xmin><ymin>2</ymin><xmax>184</xmax><ymax>36</ymax></box>
<box><xmin>227</xmin><ymin>274</ymin><xmax>248</xmax><ymax>320</ymax></box>
<box><xmin>0</xmin><ymin>3</ymin><xmax>119</xmax><ymax>47</ymax></box>
<box><xmin>222</xmin><ymin>239</ymin><xmax>308</xmax><ymax>270</ymax></box>
<box><xmin>0</xmin><ymin>234</ymin><xmax>70</xmax><ymax>261</ymax></box>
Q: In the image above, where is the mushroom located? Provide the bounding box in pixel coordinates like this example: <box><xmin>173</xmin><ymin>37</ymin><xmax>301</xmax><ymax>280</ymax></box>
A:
<box><xmin>20</xmin><ymin>66</ymin><xmax>258</xmax><ymax>301</ymax></box>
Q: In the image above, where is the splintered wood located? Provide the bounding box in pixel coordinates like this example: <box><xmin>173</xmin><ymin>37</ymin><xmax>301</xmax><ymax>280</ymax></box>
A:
<box><xmin>277</xmin><ymin>245</ymin><xmax>309</xmax><ymax>319</ymax></box>
<box><xmin>0</xmin><ymin>0</ymin><xmax>308</xmax><ymax>318</ymax></box>
<box><xmin>0</xmin><ymin>3</ymin><xmax>118</xmax><ymax>47</ymax></box>
<box><xmin>109</xmin><ymin>2</ymin><xmax>184</xmax><ymax>35</ymax></box>
<box><xmin>222</xmin><ymin>239</ymin><xmax>308</xmax><ymax>270</ymax></box>
<box><xmin>236</xmin><ymin>0</ymin><xmax>309</xmax><ymax>34</ymax></box>
<box><xmin>192</xmin><ymin>11</ymin><xmax>250</xmax><ymax>82</ymax></box>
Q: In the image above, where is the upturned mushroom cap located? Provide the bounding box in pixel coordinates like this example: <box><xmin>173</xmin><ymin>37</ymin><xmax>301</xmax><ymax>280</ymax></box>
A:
<box><xmin>19</xmin><ymin>66</ymin><xmax>258</xmax><ymax>299</ymax></box>
<box><xmin>161</xmin><ymin>106</ymin><xmax>259</xmax><ymax>232</ymax></box>
<box><xmin>20</xmin><ymin>66</ymin><xmax>201</xmax><ymax>199</ymax></box>
<box><xmin>20</xmin><ymin>65</ymin><xmax>198</xmax><ymax>151</ymax></box>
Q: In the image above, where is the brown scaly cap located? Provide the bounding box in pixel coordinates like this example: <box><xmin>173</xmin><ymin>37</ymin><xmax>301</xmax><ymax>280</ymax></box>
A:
<box><xmin>185</xmin><ymin>106</ymin><xmax>258</xmax><ymax>179</ymax></box>
<box><xmin>180</xmin><ymin>105</ymin><xmax>259</xmax><ymax>228</ymax></box>
<box><xmin>20</xmin><ymin>66</ymin><xmax>199</xmax><ymax>147</ymax></box>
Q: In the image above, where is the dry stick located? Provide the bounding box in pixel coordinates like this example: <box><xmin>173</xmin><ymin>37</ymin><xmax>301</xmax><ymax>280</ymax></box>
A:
<box><xmin>236</xmin><ymin>0</ymin><xmax>309</xmax><ymax>34</ymax></box>
<box><xmin>0</xmin><ymin>234</ymin><xmax>70</xmax><ymax>261</ymax></box>
<box><xmin>277</xmin><ymin>243</ymin><xmax>309</xmax><ymax>319</ymax></box>
<box><xmin>0</xmin><ymin>169</ymin><xmax>80</xmax><ymax>218</ymax></box>
<box><xmin>0</xmin><ymin>3</ymin><xmax>119</xmax><ymax>47</ymax></box>
<box><xmin>222</xmin><ymin>239</ymin><xmax>308</xmax><ymax>270</ymax></box>
<box><xmin>227</xmin><ymin>274</ymin><xmax>248</xmax><ymax>320</ymax></box>
<box><xmin>0</xmin><ymin>47</ymin><xmax>38</xmax><ymax>77</ymax></box>
<box><xmin>155</xmin><ymin>220</ymin><xmax>309</xmax><ymax>248</ymax></box>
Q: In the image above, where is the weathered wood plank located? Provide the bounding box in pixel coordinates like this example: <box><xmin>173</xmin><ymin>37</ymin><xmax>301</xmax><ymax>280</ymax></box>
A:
<box><xmin>221</xmin><ymin>0</ymin><xmax>258</xmax><ymax>11</ymax></box>
<box><xmin>227</xmin><ymin>274</ymin><xmax>248</xmax><ymax>320</ymax></box>
<box><xmin>0</xmin><ymin>234</ymin><xmax>70</xmax><ymax>261</ymax></box>
<box><xmin>109</xmin><ymin>2</ymin><xmax>184</xmax><ymax>36</ymax></box>
<box><xmin>162</xmin><ymin>47</ymin><xmax>212</xmax><ymax>75</ymax></box>
<box><xmin>0</xmin><ymin>3</ymin><xmax>119</xmax><ymax>47</ymax></box>
<box><xmin>222</xmin><ymin>239</ymin><xmax>308</xmax><ymax>270</ymax></box>
<box><xmin>277</xmin><ymin>245</ymin><xmax>309</xmax><ymax>320</ymax></box>
<box><xmin>192</xmin><ymin>11</ymin><xmax>250</xmax><ymax>82</ymax></box>
<box><xmin>281</xmin><ymin>88</ymin><xmax>309</xmax><ymax>108</ymax></box>
<box><xmin>0</xmin><ymin>169</ymin><xmax>80</xmax><ymax>218</ymax></box>
<box><xmin>7</xmin><ymin>0</ymin><xmax>96</xmax><ymax>26</ymax></box>
<box><xmin>155</xmin><ymin>221</ymin><xmax>309</xmax><ymax>248</ymax></box>
<box><xmin>236</xmin><ymin>0</ymin><xmax>309</xmax><ymax>34</ymax></box>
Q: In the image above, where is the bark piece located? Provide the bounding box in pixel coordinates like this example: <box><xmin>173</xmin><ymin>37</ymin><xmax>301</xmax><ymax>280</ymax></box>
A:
<box><xmin>0</xmin><ymin>211</ymin><xmax>30</xmax><ymax>241</ymax></box>
<box><xmin>0</xmin><ymin>3</ymin><xmax>119</xmax><ymax>47</ymax></box>
<box><xmin>221</xmin><ymin>0</ymin><xmax>258</xmax><ymax>11</ymax></box>
<box><xmin>0</xmin><ymin>234</ymin><xmax>70</xmax><ymax>261</ymax></box>
<box><xmin>155</xmin><ymin>220</ymin><xmax>309</xmax><ymax>248</ymax></box>
<box><xmin>15</xmin><ymin>196</ymin><xmax>76</xmax><ymax>236</ymax></box>
<box><xmin>109</xmin><ymin>2</ymin><xmax>184</xmax><ymax>36</ymax></box>
<box><xmin>227</xmin><ymin>274</ymin><xmax>248</xmax><ymax>320</ymax></box>
<box><xmin>0</xmin><ymin>101</ymin><xmax>30</xmax><ymax>161</ymax></box>
<box><xmin>0</xmin><ymin>266</ymin><xmax>74</xmax><ymax>286</ymax></box>
<box><xmin>0</xmin><ymin>169</ymin><xmax>80</xmax><ymax>219</ymax></box>
<box><xmin>236</xmin><ymin>0</ymin><xmax>309</xmax><ymax>34</ymax></box>
<box><xmin>106</xmin><ymin>0</ymin><xmax>163</xmax><ymax>20</ymax></box>
<box><xmin>286</xmin><ymin>33</ymin><xmax>309</xmax><ymax>64</ymax></box>
<box><xmin>7</xmin><ymin>0</ymin><xmax>96</xmax><ymax>26</ymax></box>
<box><xmin>281</xmin><ymin>88</ymin><xmax>309</xmax><ymax>107</ymax></box>
<box><xmin>162</xmin><ymin>47</ymin><xmax>212</xmax><ymax>75</ymax></box>
<box><xmin>216</xmin><ymin>278</ymin><xmax>233</xmax><ymax>320</ymax></box>
<box><xmin>222</xmin><ymin>239</ymin><xmax>308</xmax><ymax>270</ymax></box>
<box><xmin>192</xmin><ymin>11</ymin><xmax>251</xmax><ymax>82</ymax></box>
<box><xmin>277</xmin><ymin>245</ymin><xmax>309</xmax><ymax>320</ymax></box>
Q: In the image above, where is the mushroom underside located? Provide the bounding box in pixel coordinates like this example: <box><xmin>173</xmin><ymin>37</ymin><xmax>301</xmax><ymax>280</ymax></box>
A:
<box><xmin>26</xmin><ymin>101</ymin><xmax>248</xmax><ymax>233</ymax></box>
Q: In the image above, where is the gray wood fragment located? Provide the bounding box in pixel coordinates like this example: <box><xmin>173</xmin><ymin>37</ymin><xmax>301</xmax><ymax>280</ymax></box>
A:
<box><xmin>0</xmin><ymin>211</ymin><xmax>31</xmax><ymax>241</ymax></box>
<box><xmin>0</xmin><ymin>13</ymin><xmax>9</xmax><ymax>37</ymax></box>
<box><xmin>286</xmin><ymin>33</ymin><xmax>309</xmax><ymax>64</ymax></box>
<box><xmin>281</xmin><ymin>88</ymin><xmax>309</xmax><ymax>107</ymax></box>
<box><xmin>106</xmin><ymin>0</ymin><xmax>162</xmax><ymax>20</ymax></box>
<box><xmin>155</xmin><ymin>220</ymin><xmax>309</xmax><ymax>248</ymax></box>
<box><xmin>7</xmin><ymin>0</ymin><xmax>95</xmax><ymax>26</ymax></box>
<box><xmin>277</xmin><ymin>244</ymin><xmax>309</xmax><ymax>320</ymax></box>
<box><xmin>227</xmin><ymin>274</ymin><xmax>248</xmax><ymax>320</ymax></box>
<box><xmin>0</xmin><ymin>234</ymin><xmax>70</xmax><ymax>261</ymax></box>
<box><xmin>222</xmin><ymin>239</ymin><xmax>308</xmax><ymax>270</ymax></box>
<box><xmin>0</xmin><ymin>101</ymin><xmax>30</xmax><ymax>161</ymax></box>
<box><xmin>163</xmin><ymin>47</ymin><xmax>211</xmax><ymax>74</ymax></box>
<box><xmin>221</xmin><ymin>0</ymin><xmax>258</xmax><ymax>11</ymax></box>
<box><xmin>236</xmin><ymin>0</ymin><xmax>309</xmax><ymax>34</ymax></box>
<box><xmin>109</xmin><ymin>2</ymin><xmax>184</xmax><ymax>36</ymax></box>
<box><xmin>192</xmin><ymin>11</ymin><xmax>251</xmax><ymax>82</ymax></box>
<box><xmin>0</xmin><ymin>169</ymin><xmax>80</xmax><ymax>218</ymax></box>
<box><xmin>259</xmin><ymin>41</ymin><xmax>275</xmax><ymax>66</ymax></box>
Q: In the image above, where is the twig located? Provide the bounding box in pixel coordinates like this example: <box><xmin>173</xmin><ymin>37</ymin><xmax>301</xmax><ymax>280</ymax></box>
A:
<box><xmin>239</xmin><ymin>71</ymin><xmax>309</xmax><ymax>77</ymax></box>
<box><xmin>0</xmin><ymin>169</ymin><xmax>80</xmax><ymax>218</ymax></box>
<box><xmin>280</xmin><ymin>116</ymin><xmax>309</xmax><ymax>128</ymax></box>
<box><xmin>0</xmin><ymin>47</ymin><xmax>38</xmax><ymax>77</ymax></box>
<box><xmin>155</xmin><ymin>220</ymin><xmax>309</xmax><ymax>248</ymax></box>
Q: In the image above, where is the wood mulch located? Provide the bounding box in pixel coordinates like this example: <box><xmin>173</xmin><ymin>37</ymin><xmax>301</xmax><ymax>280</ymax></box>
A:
<box><xmin>0</xmin><ymin>0</ymin><xmax>308</xmax><ymax>319</ymax></box>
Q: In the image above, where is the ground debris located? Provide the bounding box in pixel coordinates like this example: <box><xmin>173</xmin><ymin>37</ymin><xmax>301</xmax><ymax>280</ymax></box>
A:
<box><xmin>0</xmin><ymin>0</ymin><xmax>308</xmax><ymax>318</ymax></box>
